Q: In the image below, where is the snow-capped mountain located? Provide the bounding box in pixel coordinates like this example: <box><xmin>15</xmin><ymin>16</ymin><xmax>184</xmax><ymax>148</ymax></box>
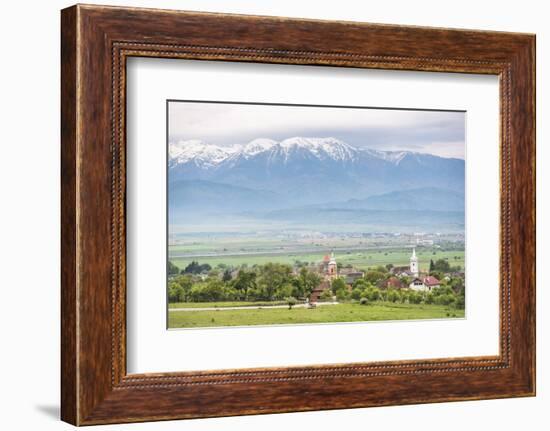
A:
<box><xmin>168</xmin><ymin>139</ymin><xmax>238</xmax><ymax>169</ymax></box>
<box><xmin>168</xmin><ymin>137</ymin><xmax>465</xmax><ymax>215</ymax></box>
<box><xmin>168</xmin><ymin>137</ymin><xmax>415</xmax><ymax>168</ymax></box>
<box><xmin>239</xmin><ymin>138</ymin><xmax>277</xmax><ymax>158</ymax></box>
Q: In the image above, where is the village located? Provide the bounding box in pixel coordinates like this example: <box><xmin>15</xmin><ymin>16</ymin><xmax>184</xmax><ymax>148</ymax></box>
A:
<box><xmin>167</xmin><ymin>247</ymin><xmax>466</xmax><ymax>315</ymax></box>
<box><xmin>309</xmin><ymin>249</ymin><xmax>438</xmax><ymax>301</ymax></box>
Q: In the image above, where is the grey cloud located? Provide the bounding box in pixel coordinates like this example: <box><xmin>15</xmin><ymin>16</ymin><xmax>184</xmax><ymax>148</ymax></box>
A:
<box><xmin>169</xmin><ymin>101</ymin><xmax>465</xmax><ymax>159</ymax></box>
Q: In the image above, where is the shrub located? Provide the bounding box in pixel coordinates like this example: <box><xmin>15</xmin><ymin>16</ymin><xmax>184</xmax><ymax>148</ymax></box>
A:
<box><xmin>286</xmin><ymin>296</ymin><xmax>297</xmax><ymax>310</ymax></box>
<box><xmin>365</xmin><ymin>287</ymin><xmax>381</xmax><ymax>302</ymax></box>
<box><xmin>320</xmin><ymin>289</ymin><xmax>334</xmax><ymax>302</ymax></box>
<box><xmin>425</xmin><ymin>292</ymin><xmax>435</xmax><ymax>304</ymax></box>
<box><xmin>409</xmin><ymin>292</ymin><xmax>423</xmax><ymax>304</ymax></box>
<box><xmin>352</xmin><ymin>279</ymin><xmax>369</xmax><ymax>290</ymax></box>
<box><xmin>335</xmin><ymin>287</ymin><xmax>350</xmax><ymax>301</ymax></box>
<box><xmin>435</xmin><ymin>293</ymin><xmax>455</xmax><ymax>306</ymax></box>
<box><xmin>351</xmin><ymin>286</ymin><xmax>364</xmax><ymax>301</ymax></box>
<box><xmin>359</xmin><ymin>297</ymin><xmax>369</xmax><ymax>306</ymax></box>
<box><xmin>387</xmin><ymin>289</ymin><xmax>399</xmax><ymax>303</ymax></box>
<box><xmin>454</xmin><ymin>294</ymin><xmax>465</xmax><ymax>309</ymax></box>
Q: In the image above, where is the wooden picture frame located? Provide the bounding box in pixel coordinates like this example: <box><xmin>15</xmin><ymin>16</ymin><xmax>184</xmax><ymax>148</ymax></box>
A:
<box><xmin>61</xmin><ymin>4</ymin><xmax>535</xmax><ymax>425</ymax></box>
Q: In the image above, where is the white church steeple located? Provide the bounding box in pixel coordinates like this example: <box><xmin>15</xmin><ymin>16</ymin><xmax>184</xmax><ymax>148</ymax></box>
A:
<box><xmin>410</xmin><ymin>247</ymin><xmax>419</xmax><ymax>276</ymax></box>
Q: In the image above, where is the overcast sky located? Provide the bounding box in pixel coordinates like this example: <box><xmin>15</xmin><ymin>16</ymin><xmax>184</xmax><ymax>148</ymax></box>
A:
<box><xmin>168</xmin><ymin>101</ymin><xmax>465</xmax><ymax>159</ymax></box>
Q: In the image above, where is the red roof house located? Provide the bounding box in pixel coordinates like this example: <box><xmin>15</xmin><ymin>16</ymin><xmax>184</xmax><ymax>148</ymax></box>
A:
<box><xmin>379</xmin><ymin>276</ymin><xmax>405</xmax><ymax>290</ymax></box>
<box><xmin>423</xmin><ymin>276</ymin><xmax>441</xmax><ymax>288</ymax></box>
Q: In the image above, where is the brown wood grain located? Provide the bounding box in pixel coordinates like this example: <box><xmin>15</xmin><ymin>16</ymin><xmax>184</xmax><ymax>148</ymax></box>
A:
<box><xmin>61</xmin><ymin>4</ymin><xmax>536</xmax><ymax>425</ymax></box>
<box><xmin>60</xmin><ymin>5</ymin><xmax>78</xmax><ymax>425</ymax></box>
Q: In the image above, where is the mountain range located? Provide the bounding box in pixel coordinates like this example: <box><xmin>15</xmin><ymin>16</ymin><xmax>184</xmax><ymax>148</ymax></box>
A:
<box><xmin>168</xmin><ymin>137</ymin><xmax>465</xmax><ymax>230</ymax></box>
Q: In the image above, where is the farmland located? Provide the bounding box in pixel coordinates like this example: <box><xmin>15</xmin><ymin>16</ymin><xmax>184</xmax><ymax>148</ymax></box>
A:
<box><xmin>169</xmin><ymin>239</ymin><xmax>465</xmax><ymax>273</ymax></box>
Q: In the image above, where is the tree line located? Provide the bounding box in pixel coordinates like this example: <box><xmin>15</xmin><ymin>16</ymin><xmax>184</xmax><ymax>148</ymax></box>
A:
<box><xmin>168</xmin><ymin>263</ymin><xmax>322</xmax><ymax>303</ymax></box>
<box><xmin>168</xmin><ymin>260</ymin><xmax>465</xmax><ymax>309</ymax></box>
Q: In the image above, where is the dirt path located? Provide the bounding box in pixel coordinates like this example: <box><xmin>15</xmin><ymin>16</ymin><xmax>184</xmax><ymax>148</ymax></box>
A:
<box><xmin>168</xmin><ymin>301</ymin><xmax>339</xmax><ymax>312</ymax></box>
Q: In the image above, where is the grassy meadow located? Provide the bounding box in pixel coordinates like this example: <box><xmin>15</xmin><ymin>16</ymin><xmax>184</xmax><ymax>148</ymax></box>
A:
<box><xmin>168</xmin><ymin>302</ymin><xmax>464</xmax><ymax>329</ymax></box>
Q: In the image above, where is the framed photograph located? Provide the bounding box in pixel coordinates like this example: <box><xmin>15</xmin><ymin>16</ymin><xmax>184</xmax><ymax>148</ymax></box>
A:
<box><xmin>61</xmin><ymin>4</ymin><xmax>536</xmax><ymax>425</ymax></box>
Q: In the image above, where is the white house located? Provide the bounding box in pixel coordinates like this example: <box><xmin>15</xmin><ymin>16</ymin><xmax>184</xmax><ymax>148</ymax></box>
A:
<box><xmin>409</xmin><ymin>276</ymin><xmax>441</xmax><ymax>292</ymax></box>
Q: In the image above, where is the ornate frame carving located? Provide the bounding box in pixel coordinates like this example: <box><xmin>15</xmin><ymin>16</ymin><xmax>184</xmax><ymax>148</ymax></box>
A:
<box><xmin>61</xmin><ymin>5</ymin><xmax>535</xmax><ymax>425</ymax></box>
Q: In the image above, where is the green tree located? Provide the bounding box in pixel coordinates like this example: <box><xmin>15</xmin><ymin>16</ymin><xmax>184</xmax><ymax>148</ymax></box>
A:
<box><xmin>375</xmin><ymin>265</ymin><xmax>388</xmax><ymax>273</ymax></box>
<box><xmin>331</xmin><ymin>277</ymin><xmax>347</xmax><ymax>295</ymax></box>
<box><xmin>232</xmin><ymin>270</ymin><xmax>257</xmax><ymax>300</ymax></box>
<box><xmin>429</xmin><ymin>259</ymin><xmax>435</xmax><ymax>272</ymax></box>
<box><xmin>449</xmin><ymin>277</ymin><xmax>465</xmax><ymax>295</ymax></box>
<box><xmin>167</xmin><ymin>281</ymin><xmax>184</xmax><ymax>303</ymax></box>
<box><xmin>167</xmin><ymin>260</ymin><xmax>180</xmax><ymax>276</ymax></box>
<box><xmin>188</xmin><ymin>283</ymin><xmax>206</xmax><ymax>302</ymax></box>
<box><xmin>222</xmin><ymin>269</ymin><xmax>232</xmax><ymax>282</ymax></box>
<box><xmin>183</xmin><ymin>261</ymin><xmax>212</xmax><ymax>274</ymax></box>
<box><xmin>173</xmin><ymin>275</ymin><xmax>193</xmax><ymax>302</ymax></box>
<box><xmin>432</xmin><ymin>285</ymin><xmax>455</xmax><ymax>297</ymax></box>
<box><xmin>276</xmin><ymin>283</ymin><xmax>294</xmax><ymax>300</ymax></box>
<box><xmin>432</xmin><ymin>258</ymin><xmax>451</xmax><ymax>273</ymax></box>
<box><xmin>187</xmin><ymin>279</ymin><xmax>226</xmax><ymax>302</ymax></box>
<box><xmin>364</xmin><ymin>270</ymin><xmax>386</xmax><ymax>284</ymax></box>
<box><xmin>297</xmin><ymin>267</ymin><xmax>322</xmax><ymax>298</ymax></box>
<box><xmin>258</xmin><ymin>263</ymin><xmax>292</xmax><ymax>300</ymax></box>
<box><xmin>202</xmin><ymin>278</ymin><xmax>225</xmax><ymax>301</ymax></box>
<box><xmin>222</xmin><ymin>285</ymin><xmax>239</xmax><ymax>301</ymax></box>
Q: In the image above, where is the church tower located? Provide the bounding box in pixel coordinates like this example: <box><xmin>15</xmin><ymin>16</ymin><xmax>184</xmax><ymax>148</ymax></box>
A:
<box><xmin>327</xmin><ymin>251</ymin><xmax>337</xmax><ymax>278</ymax></box>
<box><xmin>410</xmin><ymin>247</ymin><xmax>419</xmax><ymax>276</ymax></box>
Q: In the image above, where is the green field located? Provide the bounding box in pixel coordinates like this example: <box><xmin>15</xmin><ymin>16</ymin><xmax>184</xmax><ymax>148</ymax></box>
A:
<box><xmin>168</xmin><ymin>302</ymin><xmax>464</xmax><ymax>328</ymax></box>
<box><xmin>170</xmin><ymin>248</ymin><xmax>464</xmax><ymax>273</ymax></box>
